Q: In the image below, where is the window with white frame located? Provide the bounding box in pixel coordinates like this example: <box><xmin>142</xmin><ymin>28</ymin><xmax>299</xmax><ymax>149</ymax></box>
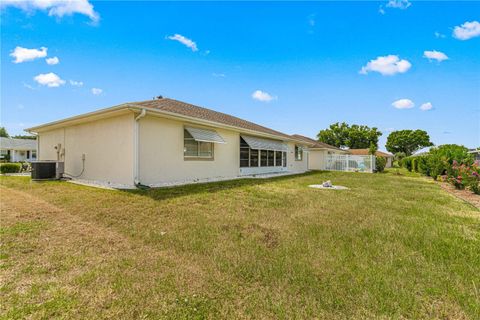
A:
<box><xmin>295</xmin><ymin>145</ymin><xmax>303</xmax><ymax>161</ymax></box>
<box><xmin>240</xmin><ymin>137</ymin><xmax>287</xmax><ymax>168</ymax></box>
<box><xmin>184</xmin><ymin>129</ymin><xmax>213</xmax><ymax>159</ymax></box>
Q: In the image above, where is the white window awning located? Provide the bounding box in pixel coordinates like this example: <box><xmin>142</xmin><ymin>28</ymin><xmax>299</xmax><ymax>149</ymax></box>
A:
<box><xmin>241</xmin><ymin>135</ymin><xmax>288</xmax><ymax>151</ymax></box>
<box><xmin>185</xmin><ymin>127</ymin><xmax>226</xmax><ymax>144</ymax></box>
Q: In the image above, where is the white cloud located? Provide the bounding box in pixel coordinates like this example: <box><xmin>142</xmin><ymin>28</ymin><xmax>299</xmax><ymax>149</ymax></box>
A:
<box><xmin>378</xmin><ymin>6</ymin><xmax>386</xmax><ymax>15</ymax></box>
<box><xmin>91</xmin><ymin>88</ymin><xmax>103</xmax><ymax>95</ymax></box>
<box><xmin>22</xmin><ymin>82</ymin><xmax>36</xmax><ymax>90</ymax></box>
<box><xmin>46</xmin><ymin>56</ymin><xmax>60</xmax><ymax>65</ymax></box>
<box><xmin>167</xmin><ymin>34</ymin><xmax>198</xmax><ymax>52</ymax></box>
<box><xmin>252</xmin><ymin>90</ymin><xmax>276</xmax><ymax>102</ymax></box>
<box><xmin>423</xmin><ymin>50</ymin><xmax>448</xmax><ymax>62</ymax></box>
<box><xmin>392</xmin><ymin>99</ymin><xmax>414</xmax><ymax>109</ymax></box>
<box><xmin>69</xmin><ymin>80</ymin><xmax>84</xmax><ymax>87</ymax></box>
<box><xmin>33</xmin><ymin>72</ymin><xmax>65</xmax><ymax>87</ymax></box>
<box><xmin>10</xmin><ymin>46</ymin><xmax>47</xmax><ymax>63</ymax></box>
<box><xmin>360</xmin><ymin>55</ymin><xmax>411</xmax><ymax>76</ymax></box>
<box><xmin>1</xmin><ymin>0</ymin><xmax>99</xmax><ymax>22</ymax></box>
<box><xmin>420</xmin><ymin>102</ymin><xmax>433</xmax><ymax>111</ymax></box>
<box><xmin>434</xmin><ymin>31</ymin><xmax>446</xmax><ymax>39</ymax></box>
<box><xmin>453</xmin><ymin>21</ymin><xmax>480</xmax><ymax>40</ymax></box>
<box><xmin>386</xmin><ymin>0</ymin><xmax>411</xmax><ymax>9</ymax></box>
<box><xmin>212</xmin><ymin>73</ymin><xmax>226</xmax><ymax>78</ymax></box>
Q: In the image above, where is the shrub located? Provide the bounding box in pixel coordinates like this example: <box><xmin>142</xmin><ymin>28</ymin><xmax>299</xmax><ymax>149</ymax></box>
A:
<box><xmin>400</xmin><ymin>156</ymin><xmax>413</xmax><ymax>171</ymax></box>
<box><xmin>417</xmin><ymin>155</ymin><xmax>430</xmax><ymax>176</ymax></box>
<box><xmin>450</xmin><ymin>161</ymin><xmax>480</xmax><ymax>194</ymax></box>
<box><xmin>0</xmin><ymin>163</ymin><xmax>21</xmax><ymax>174</ymax></box>
<box><xmin>375</xmin><ymin>156</ymin><xmax>386</xmax><ymax>173</ymax></box>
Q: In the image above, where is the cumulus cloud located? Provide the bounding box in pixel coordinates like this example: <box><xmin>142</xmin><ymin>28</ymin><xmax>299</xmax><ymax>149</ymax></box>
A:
<box><xmin>420</xmin><ymin>102</ymin><xmax>433</xmax><ymax>111</ymax></box>
<box><xmin>167</xmin><ymin>34</ymin><xmax>198</xmax><ymax>52</ymax></box>
<box><xmin>34</xmin><ymin>72</ymin><xmax>65</xmax><ymax>87</ymax></box>
<box><xmin>434</xmin><ymin>31</ymin><xmax>446</xmax><ymax>39</ymax></box>
<box><xmin>1</xmin><ymin>0</ymin><xmax>99</xmax><ymax>22</ymax></box>
<box><xmin>360</xmin><ymin>55</ymin><xmax>411</xmax><ymax>76</ymax></box>
<box><xmin>392</xmin><ymin>99</ymin><xmax>414</xmax><ymax>109</ymax></box>
<box><xmin>252</xmin><ymin>90</ymin><xmax>276</xmax><ymax>102</ymax></box>
<box><xmin>423</xmin><ymin>50</ymin><xmax>448</xmax><ymax>62</ymax></box>
<box><xmin>10</xmin><ymin>46</ymin><xmax>47</xmax><ymax>63</ymax></box>
<box><xmin>386</xmin><ymin>0</ymin><xmax>411</xmax><ymax>9</ymax></box>
<box><xmin>69</xmin><ymin>80</ymin><xmax>84</xmax><ymax>87</ymax></box>
<box><xmin>453</xmin><ymin>21</ymin><xmax>480</xmax><ymax>40</ymax></box>
<box><xmin>91</xmin><ymin>88</ymin><xmax>103</xmax><ymax>95</ymax></box>
<box><xmin>46</xmin><ymin>56</ymin><xmax>60</xmax><ymax>65</ymax></box>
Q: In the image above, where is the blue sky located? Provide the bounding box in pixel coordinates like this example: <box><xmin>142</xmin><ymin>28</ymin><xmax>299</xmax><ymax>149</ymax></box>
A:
<box><xmin>1</xmin><ymin>1</ymin><xmax>479</xmax><ymax>149</ymax></box>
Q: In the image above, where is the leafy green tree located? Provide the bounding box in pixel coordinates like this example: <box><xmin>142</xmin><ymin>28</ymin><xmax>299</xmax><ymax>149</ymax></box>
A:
<box><xmin>317</xmin><ymin>122</ymin><xmax>382</xmax><ymax>149</ymax></box>
<box><xmin>386</xmin><ymin>130</ymin><xmax>433</xmax><ymax>156</ymax></box>
<box><xmin>12</xmin><ymin>135</ymin><xmax>36</xmax><ymax>140</ymax></box>
<box><xmin>0</xmin><ymin>127</ymin><xmax>9</xmax><ymax>138</ymax></box>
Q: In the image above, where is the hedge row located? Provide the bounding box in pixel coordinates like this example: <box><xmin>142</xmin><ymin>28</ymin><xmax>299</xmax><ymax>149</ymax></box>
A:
<box><xmin>400</xmin><ymin>144</ymin><xmax>479</xmax><ymax>194</ymax></box>
<box><xmin>0</xmin><ymin>163</ymin><xmax>22</xmax><ymax>174</ymax></box>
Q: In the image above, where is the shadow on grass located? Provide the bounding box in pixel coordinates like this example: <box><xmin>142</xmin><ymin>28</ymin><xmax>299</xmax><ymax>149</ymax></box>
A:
<box><xmin>122</xmin><ymin>171</ymin><xmax>318</xmax><ymax>202</ymax></box>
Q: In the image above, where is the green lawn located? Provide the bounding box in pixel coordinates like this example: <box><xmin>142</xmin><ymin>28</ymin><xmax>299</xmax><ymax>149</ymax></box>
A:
<box><xmin>1</xmin><ymin>171</ymin><xmax>479</xmax><ymax>319</ymax></box>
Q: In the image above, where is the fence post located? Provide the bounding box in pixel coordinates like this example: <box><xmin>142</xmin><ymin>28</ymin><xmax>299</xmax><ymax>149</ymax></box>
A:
<box><xmin>371</xmin><ymin>155</ymin><xmax>375</xmax><ymax>173</ymax></box>
<box><xmin>346</xmin><ymin>155</ymin><xmax>349</xmax><ymax>172</ymax></box>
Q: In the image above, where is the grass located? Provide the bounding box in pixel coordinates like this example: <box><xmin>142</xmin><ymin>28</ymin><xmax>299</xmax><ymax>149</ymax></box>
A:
<box><xmin>1</xmin><ymin>171</ymin><xmax>479</xmax><ymax>319</ymax></box>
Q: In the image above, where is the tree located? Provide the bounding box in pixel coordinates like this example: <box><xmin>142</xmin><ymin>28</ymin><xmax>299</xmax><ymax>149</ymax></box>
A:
<box><xmin>386</xmin><ymin>130</ymin><xmax>433</xmax><ymax>156</ymax></box>
<box><xmin>12</xmin><ymin>135</ymin><xmax>36</xmax><ymax>140</ymax></box>
<box><xmin>0</xmin><ymin>127</ymin><xmax>9</xmax><ymax>138</ymax></box>
<box><xmin>317</xmin><ymin>122</ymin><xmax>382</xmax><ymax>149</ymax></box>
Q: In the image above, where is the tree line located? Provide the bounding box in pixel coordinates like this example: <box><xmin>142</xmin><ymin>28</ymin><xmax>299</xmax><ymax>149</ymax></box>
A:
<box><xmin>316</xmin><ymin>122</ymin><xmax>433</xmax><ymax>156</ymax></box>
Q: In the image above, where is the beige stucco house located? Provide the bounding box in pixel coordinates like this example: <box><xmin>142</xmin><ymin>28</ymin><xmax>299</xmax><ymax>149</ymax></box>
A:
<box><xmin>291</xmin><ymin>134</ymin><xmax>348</xmax><ymax>170</ymax></box>
<box><xmin>26</xmin><ymin>98</ymin><xmax>312</xmax><ymax>188</ymax></box>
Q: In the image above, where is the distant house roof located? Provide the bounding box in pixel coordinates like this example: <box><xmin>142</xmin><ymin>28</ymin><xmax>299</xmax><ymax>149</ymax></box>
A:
<box><xmin>0</xmin><ymin>137</ymin><xmax>37</xmax><ymax>150</ymax></box>
<box><xmin>348</xmin><ymin>148</ymin><xmax>393</xmax><ymax>157</ymax></box>
<box><xmin>290</xmin><ymin>134</ymin><xmax>345</xmax><ymax>151</ymax></box>
<box><xmin>132</xmin><ymin>98</ymin><xmax>295</xmax><ymax>140</ymax></box>
<box><xmin>468</xmin><ymin>149</ymin><xmax>480</xmax><ymax>154</ymax></box>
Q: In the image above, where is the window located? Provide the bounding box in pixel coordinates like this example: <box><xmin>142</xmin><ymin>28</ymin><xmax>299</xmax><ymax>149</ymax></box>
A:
<box><xmin>184</xmin><ymin>130</ymin><xmax>213</xmax><ymax>159</ymax></box>
<box><xmin>240</xmin><ymin>137</ymin><xmax>287</xmax><ymax>168</ymax></box>
<box><xmin>275</xmin><ymin>151</ymin><xmax>282</xmax><ymax>166</ymax></box>
<box><xmin>267</xmin><ymin>150</ymin><xmax>274</xmax><ymax>166</ymax></box>
<box><xmin>295</xmin><ymin>145</ymin><xmax>303</xmax><ymax>161</ymax></box>
<box><xmin>260</xmin><ymin>150</ymin><xmax>267</xmax><ymax>167</ymax></box>
<box><xmin>31</xmin><ymin>151</ymin><xmax>37</xmax><ymax>159</ymax></box>
<box><xmin>250</xmin><ymin>149</ymin><xmax>259</xmax><ymax>167</ymax></box>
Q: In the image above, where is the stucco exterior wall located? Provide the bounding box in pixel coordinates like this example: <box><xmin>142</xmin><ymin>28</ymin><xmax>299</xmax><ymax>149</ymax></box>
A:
<box><xmin>138</xmin><ymin>115</ymin><xmax>309</xmax><ymax>186</ymax></box>
<box><xmin>38</xmin><ymin>113</ymin><xmax>135</xmax><ymax>187</ymax></box>
<box><xmin>138</xmin><ymin>115</ymin><xmax>240</xmax><ymax>186</ymax></box>
<box><xmin>308</xmin><ymin>150</ymin><xmax>326</xmax><ymax>170</ymax></box>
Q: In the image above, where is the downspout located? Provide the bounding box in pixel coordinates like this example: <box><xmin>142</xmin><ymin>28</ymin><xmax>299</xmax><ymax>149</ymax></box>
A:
<box><xmin>134</xmin><ymin>109</ymin><xmax>147</xmax><ymax>186</ymax></box>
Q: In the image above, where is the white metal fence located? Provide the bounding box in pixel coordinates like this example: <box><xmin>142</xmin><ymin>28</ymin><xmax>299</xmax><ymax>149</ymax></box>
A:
<box><xmin>324</xmin><ymin>154</ymin><xmax>375</xmax><ymax>173</ymax></box>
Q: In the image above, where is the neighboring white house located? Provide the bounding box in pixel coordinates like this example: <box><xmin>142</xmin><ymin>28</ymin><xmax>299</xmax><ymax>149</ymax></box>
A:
<box><xmin>0</xmin><ymin>137</ymin><xmax>37</xmax><ymax>162</ymax></box>
<box><xmin>26</xmin><ymin>98</ymin><xmax>311</xmax><ymax>188</ymax></box>
<box><xmin>291</xmin><ymin>134</ymin><xmax>349</xmax><ymax>170</ymax></box>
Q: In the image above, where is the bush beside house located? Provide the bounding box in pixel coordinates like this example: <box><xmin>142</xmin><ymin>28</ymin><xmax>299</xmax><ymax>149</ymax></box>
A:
<box><xmin>0</xmin><ymin>163</ymin><xmax>21</xmax><ymax>174</ymax></box>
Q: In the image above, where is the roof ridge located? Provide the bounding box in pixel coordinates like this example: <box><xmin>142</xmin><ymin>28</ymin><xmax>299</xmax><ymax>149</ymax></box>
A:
<box><xmin>132</xmin><ymin>98</ymin><xmax>294</xmax><ymax>140</ymax></box>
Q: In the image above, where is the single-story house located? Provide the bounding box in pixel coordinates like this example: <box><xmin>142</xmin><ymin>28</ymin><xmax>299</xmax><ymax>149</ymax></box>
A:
<box><xmin>290</xmin><ymin>134</ymin><xmax>348</xmax><ymax>170</ymax></box>
<box><xmin>0</xmin><ymin>137</ymin><xmax>37</xmax><ymax>162</ymax></box>
<box><xmin>348</xmin><ymin>149</ymin><xmax>394</xmax><ymax>168</ymax></box>
<box><xmin>26</xmin><ymin>98</ymin><xmax>311</xmax><ymax>188</ymax></box>
<box><xmin>468</xmin><ymin>149</ymin><xmax>480</xmax><ymax>161</ymax></box>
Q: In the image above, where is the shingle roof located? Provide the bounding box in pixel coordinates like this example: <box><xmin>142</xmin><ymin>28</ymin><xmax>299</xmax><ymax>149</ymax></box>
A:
<box><xmin>348</xmin><ymin>148</ymin><xmax>393</xmax><ymax>157</ymax></box>
<box><xmin>0</xmin><ymin>137</ymin><xmax>37</xmax><ymax>150</ymax></box>
<box><xmin>131</xmin><ymin>98</ymin><xmax>294</xmax><ymax>140</ymax></box>
<box><xmin>290</xmin><ymin>134</ymin><xmax>344</xmax><ymax>151</ymax></box>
